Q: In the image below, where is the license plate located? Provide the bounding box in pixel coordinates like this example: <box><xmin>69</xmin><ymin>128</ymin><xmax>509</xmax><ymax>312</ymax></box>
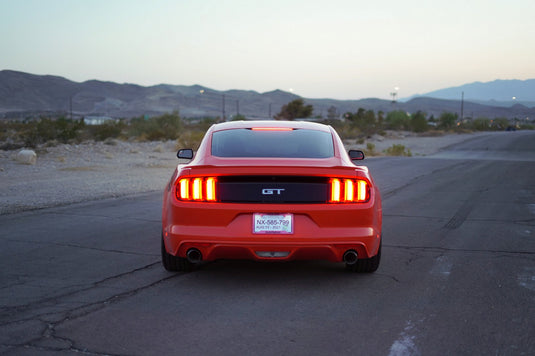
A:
<box><xmin>253</xmin><ymin>213</ymin><xmax>293</xmax><ymax>234</ymax></box>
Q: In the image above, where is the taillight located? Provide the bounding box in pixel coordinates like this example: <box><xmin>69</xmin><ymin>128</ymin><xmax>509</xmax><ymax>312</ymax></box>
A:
<box><xmin>329</xmin><ymin>178</ymin><xmax>370</xmax><ymax>203</ymax></box>
<box><xmin>176</xmin><ymin>177</ymin><xmax>217</xmax><ymax>202</ymax></box>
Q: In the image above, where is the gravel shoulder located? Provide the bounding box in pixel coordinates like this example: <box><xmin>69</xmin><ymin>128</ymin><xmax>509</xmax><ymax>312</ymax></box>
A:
<box><xmin>0</xmin><ymin>132</ymin><xmax>493</xmax><ymax>215</ymax></box>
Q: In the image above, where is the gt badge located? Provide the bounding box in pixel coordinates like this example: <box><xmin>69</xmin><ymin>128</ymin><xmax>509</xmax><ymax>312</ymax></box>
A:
<box><xmin>262</xmin><ymin>188</ymin><xmax>285</xmax><ymax>195</ymax></box>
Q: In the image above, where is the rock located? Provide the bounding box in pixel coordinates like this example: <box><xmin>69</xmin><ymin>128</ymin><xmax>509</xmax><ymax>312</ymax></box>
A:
<box><xmin>16</xmin><ymin>149</ymin><xmax>37</xmax><ymax>165</ymax></box>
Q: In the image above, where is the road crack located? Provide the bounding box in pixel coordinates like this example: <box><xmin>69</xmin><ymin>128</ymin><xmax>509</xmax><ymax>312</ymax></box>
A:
<box><xmin>1</xmin><ymin>262</ymin><xmax>181</xmax><ymax>355</ymax></box>
<box><xmin>0</xmin><ymin>261</ymin><xmax>160</xmax><ymax>320</ymax></box>
<box><xmin>382</xmin><ymin>161</ymin><xmax>471</xmax><ymax>200</ymax></box>
<box><xmin>0</xmin><ymin>237</ymin><xmax>159</xmax><ymax>257</ymax></box>
<box><xmin>384</xmin><ymin>243</ymin><xmax>535</xmax><ymax>256</ymax></box>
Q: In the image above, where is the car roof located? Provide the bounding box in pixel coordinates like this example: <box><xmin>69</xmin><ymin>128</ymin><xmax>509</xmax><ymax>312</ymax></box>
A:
<box><xmin>211</xmin><ymin>120</ymin><xmax>332</xmax><ymax>132</ymax></box>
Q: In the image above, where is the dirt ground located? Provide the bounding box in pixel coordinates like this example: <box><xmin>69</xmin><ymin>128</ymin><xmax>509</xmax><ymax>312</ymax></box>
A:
<box><xmin>0</xmin><ymin>131</ymin><xmax>488</xmax><ymax>214</ymax></box>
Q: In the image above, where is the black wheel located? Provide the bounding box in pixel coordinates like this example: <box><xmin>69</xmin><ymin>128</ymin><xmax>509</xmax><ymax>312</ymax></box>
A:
<box><xmin>161</xmin><ymin>236</ymin><xmax>194</xmax><ymax>272</ymax></box>
<box><xmin>346</xmin><ymin>242</ymin><xmax>381</xmax><ymax>273</ymax></box>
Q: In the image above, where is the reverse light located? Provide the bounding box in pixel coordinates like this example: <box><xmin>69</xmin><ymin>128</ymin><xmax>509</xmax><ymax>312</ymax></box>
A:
<box><xmin>177</xmin><ymin>177</ymin><xmax>218</xmax><ymax>202</ymax></box>
<box><xmin>329</xmin><ymin>178</ymin><xmax>370</xmax><ymax>203</ymax></box>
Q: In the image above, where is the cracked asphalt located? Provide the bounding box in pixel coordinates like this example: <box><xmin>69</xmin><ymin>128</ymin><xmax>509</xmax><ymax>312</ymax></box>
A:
<box><xmin>1</xmin><ymin>131</ymin><xmax>535</xmax><ymax>355</ymax></box>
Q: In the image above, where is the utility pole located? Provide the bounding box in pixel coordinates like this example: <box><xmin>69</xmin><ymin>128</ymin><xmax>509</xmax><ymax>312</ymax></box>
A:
<box><xmin>460</xmin><ymin>91</ymin><xmax>464</xmax><ymax>121</ymax></box>
<box><xmin>222</xmin><ymin>94</ymin><xmax>226</xmax><ymax>121</ymax></box>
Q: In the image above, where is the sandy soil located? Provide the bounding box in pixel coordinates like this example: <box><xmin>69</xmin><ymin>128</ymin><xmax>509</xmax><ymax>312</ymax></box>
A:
<box><xmin>0</xmin><ymin>132</ymin><xmax>489</xmax><ymax>214</ymax></box>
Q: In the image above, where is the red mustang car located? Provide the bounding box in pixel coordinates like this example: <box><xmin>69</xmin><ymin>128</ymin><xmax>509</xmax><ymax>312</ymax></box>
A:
<box><xmin>161</xmin><ymin>120</ymin><xmax>382</xmax><ymax>272</ymax></box>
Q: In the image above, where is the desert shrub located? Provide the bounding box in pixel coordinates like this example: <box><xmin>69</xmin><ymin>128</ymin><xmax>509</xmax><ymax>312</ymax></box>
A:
<box><xmin>230</xmin><ymin>114</ymin><xmax>247</xmax><ymax>121</ymax></box>
<box><xmin>87</xmin><ymin>121</ymin><xmax>126</xmax><ymax>141</ymax></box>
<box><xmin>323</xmin><ymin>120</ymin><xmax>361</xmax><ymax>140</ymax></box>
<box><xmin>19</xmin><ymin>117</ymin><xmax>85</xmax><ymax>147</ymax></box>
<box><xmin>0</xmin><ymin>121</ymin><xmax>27</xmax><ymax>149</ymax></box>
<box><xmin>384</xmin><ymin>144</ymin><xmax>412</xmax><ymax>157</ymax></box>
<box><xmin>365</xmin><ymin>142</ymin><xmax>377</xmax><ymax>156</ymax></box>
<box><xmin>177</xmin><ymin>130</ymin><xmax>205</xmax><ymax>150</ymax></box>
<box><xmin>128</xmin><ymin>112</ymin><xmax>182</xmax><ymax>141</ymax></box>
<box><xmin>196</xmin><ymin>117</ymin><xmax>219</xmax><ymax>131</ymax></box>
<box><xmin>490</xmin><ymin>118</ymin><xmax>510</xmax><ymax>130</ymax></box>
<box><xmin>470</xmin><ymin>118</ymin><xmax>491</xmax><ymax>131</ymax></box>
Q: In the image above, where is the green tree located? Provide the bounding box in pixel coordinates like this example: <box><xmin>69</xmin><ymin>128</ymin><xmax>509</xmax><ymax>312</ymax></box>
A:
<box><xmin>345</xmin><ymin>108</ymin><xmax>377</xmax><ymax>134</ymax></box>
<box><xmin>410</xmin><ymin>111</ymin><xmax>428</xmax><ymax>133</ymax></box>
<box><xmin>377</xmin><ymin>111</ymin><xmax>385</xmax><ymax>128</ymax></box>
<box><xmin>438</xmin><ymin>112</ymin><xmax>458</xmax><ymax>130</ymax></box>
<box><xmin>230</xmin><ymin>114</ymin><xmax>247</xmax><ymax>121</ymax></box>
<box><xmin>385</xmin><ymin>110</ymin><xmax>410</xmax><ymax>130</ymax></box>
<box><xmin>275</xmin><ymin>99</ymin><xmax>313</xmax><ymax>120</ymax></box>
<box><xmin>327</xmin><ymin>106</ymin><xmax>338</xmax><ymax>120</ymax></box>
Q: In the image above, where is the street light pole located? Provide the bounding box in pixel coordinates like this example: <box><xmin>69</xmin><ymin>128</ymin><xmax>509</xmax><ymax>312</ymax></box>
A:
<box><xmin>390</xmin><ymin>87</ymin><xmax>399</xmax><ymax>103</ymax></box>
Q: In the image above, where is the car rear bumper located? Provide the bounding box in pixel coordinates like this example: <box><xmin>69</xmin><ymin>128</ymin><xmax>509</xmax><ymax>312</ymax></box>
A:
<box><xmin>163</xmin><ymin>215</ymin><xmax>381</xmax><ymax>263</ymax></box>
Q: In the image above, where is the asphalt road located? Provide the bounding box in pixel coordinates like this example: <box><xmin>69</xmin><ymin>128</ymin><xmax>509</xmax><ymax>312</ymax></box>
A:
<box><xmin>1</xmin><ymin>131</ymin><xmax>534</xmax><ymax>355</ymax></box>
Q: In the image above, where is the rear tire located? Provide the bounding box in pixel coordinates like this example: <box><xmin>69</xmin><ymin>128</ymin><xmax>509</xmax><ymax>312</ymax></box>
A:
<box><xmin>161</xmin><ymin>236</ymin><xmax>194</xmax><ymax>272</ymax></box>
<box><xmin>346</xmin><ymin>242</ymin><xmax>381</xmax><ymax>273</ymax></box>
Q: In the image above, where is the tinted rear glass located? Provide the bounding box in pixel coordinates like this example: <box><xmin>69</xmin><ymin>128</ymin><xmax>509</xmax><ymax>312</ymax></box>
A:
<box><xmin>211</xmin><ymin>128</ymin><xmax>334</xmax><ymax>158</ymax></box>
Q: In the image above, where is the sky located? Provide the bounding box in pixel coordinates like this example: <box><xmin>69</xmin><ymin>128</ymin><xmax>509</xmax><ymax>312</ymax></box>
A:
<box><xmin>1</xmin><ymin>0</ymin><xmax>534</xmax><ymax>100</ymax></box>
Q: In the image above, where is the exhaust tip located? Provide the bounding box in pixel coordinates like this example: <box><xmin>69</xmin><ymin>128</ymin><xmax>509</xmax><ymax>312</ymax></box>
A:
<box><xmin>186</xmin><ymin>248</ymin><xmax>202</xmax><ymax>264</ymax></box>
<box><xmin>343</xmin><ymin>250</ymin><xmax>358</xmax><ymax>265</ymax></box>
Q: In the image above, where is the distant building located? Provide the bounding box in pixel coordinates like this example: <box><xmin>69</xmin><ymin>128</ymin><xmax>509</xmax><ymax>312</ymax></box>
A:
<box><xmin>84</xmin><ymin>116</ymin><xmax>116</xmax><ymax>125</ymax></box>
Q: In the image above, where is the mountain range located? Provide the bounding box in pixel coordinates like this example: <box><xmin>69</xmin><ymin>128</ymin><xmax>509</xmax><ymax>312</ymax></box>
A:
<box><xmin>405</xmin><ymin>79</ymin><xmax>535</xmax><ymax>107</ymax></box>
<box><xmin>1</xmin><ymin>70</ymin><xmax>534</xmax><ymax>120</ymax></box>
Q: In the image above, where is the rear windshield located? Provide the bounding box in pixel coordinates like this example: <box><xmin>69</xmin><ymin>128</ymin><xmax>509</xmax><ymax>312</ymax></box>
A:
<box><xmin>211</xmin><ymin>128</ymin><xmax>334</xmax><ymax>158</ymax></box>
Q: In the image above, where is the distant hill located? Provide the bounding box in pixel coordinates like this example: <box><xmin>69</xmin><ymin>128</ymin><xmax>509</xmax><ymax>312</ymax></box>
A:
<box><xmin>0</xmin><ymin>70</ymin><xmax>301</xmax><ymax>119</ymax></box>
<box><xmin>406</xmin><ymin>79</ymin><xmax>535</xmax><ymax>107</ymax></box>
<box><xmin>1</xmin><ymin>70</ymin><xmax>534</xmax><ymax>120</ymax></box>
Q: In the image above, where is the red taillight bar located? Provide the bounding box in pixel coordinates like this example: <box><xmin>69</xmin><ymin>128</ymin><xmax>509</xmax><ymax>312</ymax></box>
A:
<box><xmin>329</xmin><ymin>178</ymin><xmax>370</xmax><ymax>203</ymax></box>
<box><xmin>176</xmin><ymin>177</ymin><xmax>217</xmax><ymax>202</ymax></box>
<box><xmin>176</xmin><ymin>176</ymin><xmax>369</xmax><ymax>203</ymax></box>
<box><xmin>250</xmin><ymin>127</ymin><xmax>294</xmax><ymax>131</ymax></box>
